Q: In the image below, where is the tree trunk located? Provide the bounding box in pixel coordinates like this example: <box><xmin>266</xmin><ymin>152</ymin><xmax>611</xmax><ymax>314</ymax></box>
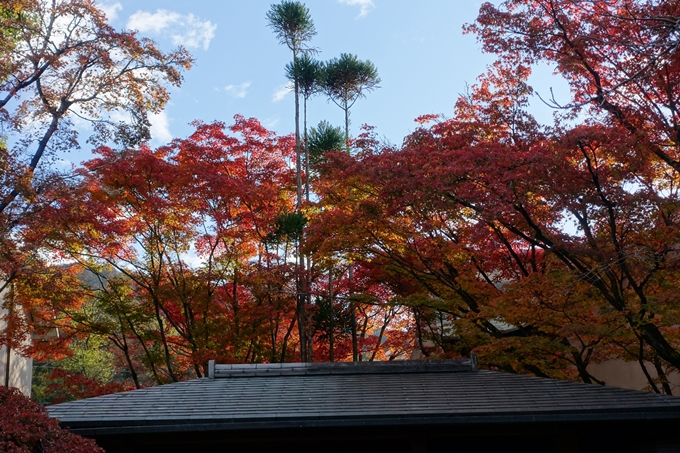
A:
<box><xmin>280</xmin><ymin>315</ymin><xmax>297</xmax><ymax>363</ymax></box>
<box><xmin>302</xmin><ymin>95</ymin><xmax>313</xmax><ymax>362</ymax></box>
<box><xmin>341</xmin><ymin>101</ymin><xmax>357</xmax><ymax>362</ymax></box>
<box><xmin>116</xmin><ymin>335</ymin><xmax>141</xmax><ymax>389</ymax></box>
<box><xmin>329</xmin><ymin>269</ymin><xmax>334</xmax><ymax>362</ymax></box>
<box><xmin>344</xmin><ymin>103</ymin><xmax>350</xmax><ymax>154</ymax></box>
<box><xmin>4</xmin><ymin>345</ymin><xmax>10</xmax><ymax>388</ymax></box>
<box><xmin>638</xmin><ymin>337</ymin><xmax>661</xmax><ymax>394</ymax></box>
<box><xmin>304</xmin><ymin>95</ymin><xmax>310</xmax><ymax>203</ymax></box>
<box><xmin>294</xmin><ymin>51</ymin><xmax>302</xmax><ymax>208</ymax></box>
<box><xmin>349</xmin><ymin>264</ymin><xmax>358</xmax><ymax>362</ymax></box>
<box><xmin>297</xmin><ymin>247</ymin><xmax>307</xmax><ymax>362</ymax></box>
<box><xmin>653</xmin><ymin>355</ymin><xmax>673</xmax><ymax>395</ymax></box>
<box><xmin>0</xmin><ymin>113</ymin><xmax>60</xmax><ymax>214</ymax></box>
<box><xmin>290</xmin><ymin>49</ymin><xmax>308</xmax><ymax>362</ymax></box>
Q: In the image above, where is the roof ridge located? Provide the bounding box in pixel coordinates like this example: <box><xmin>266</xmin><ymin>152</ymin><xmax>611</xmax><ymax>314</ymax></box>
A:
<box><xmin>208</xmin><ymin>357</ymin><xmax>477</xmax><ymax>379</ymax></box>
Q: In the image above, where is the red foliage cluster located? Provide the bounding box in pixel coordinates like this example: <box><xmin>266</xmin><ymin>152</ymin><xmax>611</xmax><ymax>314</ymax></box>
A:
<box><xmin>0</xmin><ymin>386</ymin><xmax>103</xmax><ymax>453</ymax></box>
<box><xmin>44</xmin><ymin>369</ymin><xmax>128</xmax><ymax>405</ymax></box>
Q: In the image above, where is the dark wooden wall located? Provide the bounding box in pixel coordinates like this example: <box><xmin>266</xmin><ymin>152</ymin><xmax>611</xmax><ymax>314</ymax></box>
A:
<box><xmin>85</xmin><ymin>419</ymin><xmax>680</xmax><ymax>453</ymax></box>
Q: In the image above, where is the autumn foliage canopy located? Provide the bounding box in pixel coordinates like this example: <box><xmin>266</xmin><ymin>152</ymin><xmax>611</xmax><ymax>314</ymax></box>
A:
<box><xmin>2</xmin><ymin>0</ymin><xmax>680</xmax><ymax>402</ymax></box>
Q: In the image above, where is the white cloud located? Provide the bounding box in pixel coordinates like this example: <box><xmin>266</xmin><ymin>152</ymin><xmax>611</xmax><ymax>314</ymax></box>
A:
<box><xmin>68</xmin><ymin>105</ymin><xmax>94</xmax><ymax>131</ymax></box>
<box><xmin>181</xmin><ymin>246</ymin><xmax>206</xmax><ymax>268</ymax></box>
<box><xmin>127</xmin><ymin>9</ymin><xmax>216</xmax><ymax>50</ymax></box>
<box><xmin>263</xmin><ymin>117</ymin><xmax>280</xmax><ymax>129</ymax></box>
<box><xmin>98</xmin><ymin>1</ymin><xmax>122</xmax><ymax>21</ymax></box>
<box><xmin>56</xmin><ymin>158</ymin><xmax>74</xmax><ymax>169</ymax></box>
<box><xmin>338</xmin><ymin>0</ymin><xmax>375</xmax><ymax>18</ymax></box>
<box><xmin>127</xmin><ymin>9</ymin><xmax>179</xmax><ymax>33</ymax></box>
<box><xmin>149</xmin><ymin>110</ymin><xmax>173</xmax><ymax>144</ymax></box>
<box><xmin>272</xmin><ymin>84</ymin><xmax>292</xmax><ymax>102</ymax></box>
<box><xmin>224</xmin><ymin>82</ymin><xmax>251</xmax><ymax>99</ymax></box>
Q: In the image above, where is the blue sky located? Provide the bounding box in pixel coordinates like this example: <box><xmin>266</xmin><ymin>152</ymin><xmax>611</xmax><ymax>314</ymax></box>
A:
<box><xmin>91</xmin><ymin>0</ymin><xmax>570</xmax><ymax>153</ymax></box>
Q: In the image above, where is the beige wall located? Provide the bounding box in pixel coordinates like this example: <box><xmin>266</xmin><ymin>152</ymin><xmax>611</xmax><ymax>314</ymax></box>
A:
<box><xmin>0</xmin><ymin>346</ymin><xmax>33</xmax><ymax>396</ymax></box>
<box><xmin>0</xmin><ymin>284</ymin><xmax>33</xmax><ymax>396</ymax></box>
<box><xmin>413</xmin><ymin>342</ymin><xmax>679</xmax><ymax>395</ymax></box>
<box><xmin>589</xmin><ymin>359</ymin><xmax>680</xmax><ymax>396</ymax></box>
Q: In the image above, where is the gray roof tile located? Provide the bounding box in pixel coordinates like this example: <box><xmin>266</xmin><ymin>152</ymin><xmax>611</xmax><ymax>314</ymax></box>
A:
<box><xmin>47</xmin><ymin>360</ymin><xmax>680</xmax><ymax>435</ymax></box>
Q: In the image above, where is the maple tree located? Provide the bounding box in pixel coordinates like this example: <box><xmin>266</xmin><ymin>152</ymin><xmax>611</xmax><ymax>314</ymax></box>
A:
<box><xmin>0</xmin><ymin>0</ymin><xmax>192</xmax><ymax>392</ymax></box>
<box><xmin>307</xmin><ymin>47</ymin><xmax>680</xmax><ymax>388</ymax></box>
<box><xmin>302</xmin><ymin>256</ymin><xmax>414</xmax><ymax>363</ymax></box>
<box><xmin>464</xmin><ymin>0</ymin><xmax>680</xmax><ymax>379</ymax></box>
<box><xmin>39</xmin><ymin>368</ymin><xmax>127</xmax><ymax>405</ymax></box>
<box><xmin>27</xmin><ymin>117</ymin><xmax>301</xmax><ymax>383</ymax></box>
<box><xmin>0</xmin><ymin>0</ymin><xmax>192</xmax><ymax>295</ymax></box>
<box><xmin>15</xmin><ymin>116</ymin><xmax>413</xmax><ymax>382</ymax></box>
<box><xmin>0</xmin><ymin>385</ymin><xmax>103</xmax><ymax>452</ymax></box>
<box><xmin>0</xmin><ymin>0</ymin><xmax>192</xmax><ymax>395</ymax></box>
<box><xmin>0</xmin><ymin>0</ymin><xmax>28</xmax><ymax>66</ymax></box>
<box><xmin>467</xmin><ymin>0</ymin><xmax>680</xmax><ymax>173</ymax></box>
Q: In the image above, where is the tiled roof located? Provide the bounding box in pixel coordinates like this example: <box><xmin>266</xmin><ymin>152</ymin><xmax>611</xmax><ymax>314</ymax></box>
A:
<box><xmin>208</xmin><ymin>357</ymin><xmax>477</xmax><ymax>378</ymax></box>
<box><xmin>47</xmin><ymin>360</ymin><xmax>680</xmax><ymax>436</ymax></box>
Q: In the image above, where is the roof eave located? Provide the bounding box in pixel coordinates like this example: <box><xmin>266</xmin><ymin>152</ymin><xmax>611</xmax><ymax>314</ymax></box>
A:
<box><xmin>60</xmin><ymin>408</ymin><xmax>680</xmax><ymax>437</ymax></box>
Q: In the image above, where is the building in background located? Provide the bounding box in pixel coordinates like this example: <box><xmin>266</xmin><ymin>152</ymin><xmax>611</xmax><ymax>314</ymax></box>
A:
<box><xmin>0</xmin><ymin>285</ymin><xmax>33</xmax><ymax>396</ymax></box>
